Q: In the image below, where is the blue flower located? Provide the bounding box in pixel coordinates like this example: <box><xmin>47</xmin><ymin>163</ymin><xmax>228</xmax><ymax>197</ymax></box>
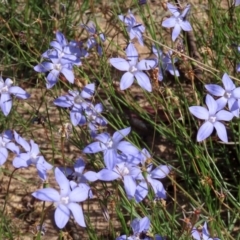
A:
<box><xmin>189</xmin><ymin>94</ymin><xmax>233</xmax><ymax>142</ymax></box>
<box><xmin>97</xmin><ymin>162</ymin><xmax>143</xmax><ymax>199</ymax></box>
<box><xmin>32</xmin><ymin>167</ymin><xmax>90</xmax><ymax>229</ymax></box>
<box><xmin>53</xmin><ymin>83</ymin><xmax>95</xmax><ymax>126</ymax></box>
<box><xmin>236</xmin><ymin>0</ymin><xmax>240</xmax><ymax>6</ymax></box>
<box><xmin>34</xmin><ymin>50</ymin><xmax>75</xmax><ymax>89</ymax></box>
<box><xmin>81</xmin><ymin>21</ymin><xmax>105</xmax><ymax>56</ymax></box>
<box><xmin>205</xmin><ymin>73</ymin><xmax>240</xmax><ymax>117</ymax></box>
<box><xmin>42</xmin><ymin>31</ymin><xmax>81</xmax><ymax>66</ymax></box>
<box><xmin>152</xmin><ymin>45</ymin><xmax>180</xmax><ymax>81</ymax></box>
<box><xmin>0</xmin><ymin>130</ymin><xmax>19</xmax><ymax>166</ymax></box>
<box><xmin>191</xmin><ymin>222</ymin><xmax>220</xmax><ymax>240</ymax></box>
<box><xmin>109</xmin><ymin>43</ymin><xmax>156</xmax><ymax>92</ymax></box>
<box><xmin>13</xmin><ymin>131</ymin><xmax>52</xmax><ymax>180</ymax></box>
<box><xmin>134</xmin><ymin>149</ymin><xmax>171</xmax><ymax>203</ymax></box>
<box><xmin>83</xmin><ymin>127</ymin><xmax>139</xmax><ymax>170</ymax></box>
<box><xmin>118</xmin><ymin>10</ymin><xmax>145</xmax><ymax>46</ymax></box>
<box><xmin>162</xmin><ymin>3</ymin><xmax>192</xmax><ymax>42</ymax></box>
<box><xmin>0</xmin><ymin>77</ymin><xmax>30</xmax><ymax>116</ymax></box>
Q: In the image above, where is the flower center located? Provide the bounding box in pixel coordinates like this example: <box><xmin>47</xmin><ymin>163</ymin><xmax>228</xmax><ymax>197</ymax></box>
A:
<box><xmin>209</xmin><ymin>115</ymin><xmax>216</xmax><ymax>123</ymax></box>
<box><xmin>105</xmin><ymin>139</ymin><xmax>114</xmax><ymax>148</ymax></box>
<box><xmin>224</xmin><ymin>91</ymin><xmax>232</xmax><ymax>99</ymax></box>
<box><xmin>30</xmin><ymin>153</ymin><xmax>39</xmax><ymax>164</ymax></box>
<box><xmin>54</xmin><ymin>63</ymin><xmax>62</xmax><ymax>71</ymax></box>
<box><xmin>74</xmin><ymin>95</ymin><xmax>83</xmax><ymax>104</ymax></box>
<box><xmin>116</xmin><ymin>164</ymin><xmax>130</xmax><ymax>177</ymax></box>
<box><xmin>1</xmin><ymin>85</ymin><xmax>9</xmax><ymax>93</ymax></box>
<box><xmin>60</xmin><ymin>196</ymin><xmax>69</xmax><ymax>205</ymax></box>
<box><xmin>129</xmin><ymin>65</ymin><xmax>138</xmax><ymax>73</ymax></box>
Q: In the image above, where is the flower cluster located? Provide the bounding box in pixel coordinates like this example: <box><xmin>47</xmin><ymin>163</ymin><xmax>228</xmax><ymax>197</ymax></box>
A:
<box><xmin>192</xmin><ymin>222</ymin><xmax>220</xmax><ymax>240</ymax></box>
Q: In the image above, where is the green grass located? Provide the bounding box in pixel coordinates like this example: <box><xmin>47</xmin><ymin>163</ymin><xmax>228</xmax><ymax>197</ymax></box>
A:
<box><xmin>0</xmin><ymin>0</ymin><xmax>239</xmax><ymax>239</ymax></box>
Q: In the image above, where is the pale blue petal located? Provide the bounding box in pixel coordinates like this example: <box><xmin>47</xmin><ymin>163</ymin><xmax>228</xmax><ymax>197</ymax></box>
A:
<box><xmin>55</xmin><ymin>167</ymin><xmax>70</xmax><ymax>196</ymax></box>
<box><xmin>137</xmin><ymin>59</ymin><xmax>156</xmax><ymax>70</ymax></box>
<box><xmin>216</xmin><ymin>110</ymin><xmax>233</xmax><ymax>121</ymax></box>
<box><xmin>172</xmin><ymin>24</ymin><xmax>181</xmax><ymax>42</ymax></box>
<box><xmin>191</xmin><ymin>228</ymin><xmax>201</xmax><ymax>240</ymax></box>
<box><xmin>46</xmin><ymin>70</ymin><xmax>60</xmax><ymax>88</ymax></box>
<box><xmin>55</xmin><ymin>204</ymin><xmax>70</xmax><ymax>229</ymax></box>
<box><xmin>12</xmin><ymin>156</ymin><xmax>29</xmax><ymax>168</ymax></box>
<box><xmin>233</xmin><ymin>87</ymin><xmax>240</xmax><ymax>98</ymax></box>
<box><xmin>6</xmin><ymin>142</ymin><xmax>19</xmax><ymax>154</ymax></box>
<box><xmin>0</xmin><ymin>148</ymin><xmax>8</xmax><ymax>165</ymax></box>
<box><xmin>205</xmin><ymin>94</ymin><xmax>217</xmax><ymax>115</ymax></box>
<box><xmin>30</xmin><ymin>140</ymin><xmax>40</xmax><ymax>155</ymax></box>
<box><xmin>124</xmin><ymin>175</ymin><xmax>136</xmax><ymax>198</ymax></box>
<box><xmin>81</xmin><ymin>83</ymin><xmax>95</xmax><ymax>99</ymax></box>
<box><xmin>222</xmin><ymin>73</ymin><xmax>235</xmax><ymax>91</ymax></box>
<box><xmin>197</xmin><ymin>121</ymin><xmax>214</xmax><ymax>142</ymax></box>
<box><xmin>135</xmin><ymin>181</ymin><xmax>148</xmax><ymax>203</ymax></box>
<box><xmin>69</xmin><ymin>185</ymin><xmax>89</xmax><ymax>202</ymax></box>
<box><xmin>189</xmin><ymin>106</ymin><xmax>209</xmax><ymax>120</ymax></box>
<box><xmin>104</xmin><ymin>149</ymin><xmax>117</xmax><ymax>170</ymax></box>
<box><xmin>205</xmin><ymin>84</ymin><xmax>225</xmax><ymax>97</ymax></box>
<box><xmin>125</xmin><ymin>43</ymin><xmax>138</xmax><ymax>66</ymax></box>
<box><xmin>83</xmin><ymin>141</ymin><xmax>105</xmax><ymax>153</ymax></box>
<box><xmin>56</xmin><ymin>32</ymin><xmax>68</xmax><ymax>46</ymax></box>
<box><xmin>118</xmin><ymin>141</ymin><xmax>139</xmax><ymax>155</ymax></box>
<box><xmin>151</xmin><ymin>165</ymin><xmax>171</xmax><ymax>179</ymax></box>
<box><xmin>32</xmin><ymin>188</ymin><xmax>60</xmax><ymax>202</ymax></box>
<box><xmin>34</xmin><ymin>62</ymin><xmax>53</xmax><ymax>73</ymax></box>
<box><xmin>9</xmin><ymin>86</ymin><xmax>30</xmax><ymax>99</ymax></box>
<box><xmin>74</xmin><ymin>158</ymin><xmax>85</xmax><ymax>174</ymax></box>
<box><xmin>162</xmin><ymin>17</ymin><xmax>177</xmax><ymax>28</ymax></box>
<box><xmin>120</xmin><ymin>72</ymin><xmax>134</xmax><ymax>90</ymax></box>
<box><xmin>97</xmin><ymin>169</ymin><xmax>119</xmax><ymax>181</ymax></box>
<box><xmin>216</xmin><ymin>97</ymin><xmax>227</xmax><ymax>111</ymax></box>
<box><xmin>181</xmin><ymin>4</ymin><xmax>191</xmax><ymax>18</ymax></box>
<box><xmin>109</xmin><ymin>58</ymin><xmax>130</xmax><ymax>71</ymax></box>
<box><xmin>112</xmin><ymin>127</ymin><xmax>131</xmax><ymax>143</ymax></box>
<box><xmin>138</xmin><ymin>216</ymin><xmax>150</xmax><ymax>234</ymax></box>
<box><xmin>68</xmin><ymin>203</ymin><xmax>86</xmax><ymax>227</ymax></box>
<box><xmin>1</xmin><ymin>93</ymin><xmax>12</xmax><ymax>116</ymax></box>
<box><xmin>84</xmin><ymin>171</ymin><xmax>98</xmax><ymax>182</ymax></box>
<box><xmin>214</xmin><ymin>122</ymin><xmax>228</xmax><ymax>142</ymax></box>
<box><xmin>14</xmin><ymin>131</ymin><xmax>30</xmax><ymax>151</ymax></box>
<box><xmin>134</xmin><ymin>71</ymin><xmax>152</xmax><ymax>92</ymax></box>
<box><xmin>180</xmin><ymin>21</ymin><xmax>192</xmax><ymax>31</ymax></box>
<box><xmin>54</xmin><ymin>96</ymin><xmax>72</xmax><ymax>108</ymax></box>
<box><xmin>61</xmin><ymin>68</ymin><xmax>74</xmax><ymax>83</ymax></box>
<box><xmin>167</xmin><ymin>3</ymin><xmax>180</xmax><ymax>17</ymax></box>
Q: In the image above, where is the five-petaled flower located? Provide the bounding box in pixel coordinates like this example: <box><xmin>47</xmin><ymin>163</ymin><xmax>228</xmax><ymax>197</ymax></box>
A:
<box><xmin>205</xmin><ymin>73</ymin><xmax>240</xmax><ymax>117</ymax></box>
<box><xmin>118</xmin><ymin>10</ymin><xmax>145</xmax><ymax>46</ymax></box>
<box><xmin>162</xmin><ymin>3</ymin><xmax>192</xmax><ymax>42</ymax></box>
<box><xmin>189</xmin><ymin>94</ymin><xmax>233</xmax><ymax>142</ymax></box>
<box><xmin>0</xmin><ymin>77</ymin><xmax>30</xmax><ymax>116</ymax></box>
<box><xmin>109</xmin><ymin>43</ymin><xmax>156</xmax><ymax>92</ymax></box>
<box><xmin>83</xmin><ymin>127</ymin><xmax>139</xmax><ymax>170</ymax></box>
<box><xmin>32</xmin><ymin>167</ymin><xmax>90</xmax><ymax>229</ymax></box>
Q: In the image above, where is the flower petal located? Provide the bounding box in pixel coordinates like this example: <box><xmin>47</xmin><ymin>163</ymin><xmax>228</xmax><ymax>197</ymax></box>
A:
<box><xmin>214</xmin><ymin>122</ymin><xmax>228</xmax><ymax>142</ymax></box>
<box><xmin>83</xmin><ymin>141</ymin><xmax>106</xmax><ymax>153</ymax></box>
<box><xmin>120</xmin><ymin>72</ymin><xmax>134</xmax><ymax>90</ymax></box>
<box><xmin>97</xmin><ymin>169</ymin><xmax>119</xmax><ymax>181</ymax></box>
<box><xmin>1</xmin><ymin>93</ymin><xmax>12</xmax><ymax>116</ymax></box>
<box><xmin>81</xmin><ymin>83</ymin><xmax>95</xmax><ymax>99</ymax></box>
<box><xmin>55</xmin><ymin>167</ymin><xmax>70</xmax><ymax>196</ymax></box>
<box><xmin>0</xmin><ymin>148</ymin><xmax>8</xmax><ymax>165</ymax></box>
<box><xmin>68</xmin><ymin>203</ymin><xmax>86</xmax><ymax>227</ymax></box>
<box><xmin>112</xmin><ymin>127</ymin><xmax>131</xmax><ymax>143</ymax></box>
<box><xmin>124</xmin><ymin>175</ymin><xmax>136</xmax><ymax>199</ymax></box>
<box><xmin>104</xmin><ymin>149</ymin><xmax>117</xmax><ymax>170</ymax></box>
<box><xmin>134</xmin><ymin>181</ymin><xmax>148</xmax><ymax>203</ymax></box>
<box><xmin>167</xmin><ymin>3</ymin><xmax>180</xmax><ymax>17</ymax></box>
<box><xmin>134</xmin><ymin>71</ymin><xmax>152</xmax><ymax>92</ymax></box>
<box><xmin>197</xmin><ymin>121</ymin><xmax>214</xmax><ymax>142</ymax></box>
<box><xmin>172</xmin><ymin>24</ymin><xmax>181</xmax><ymax>42</ymax></box>
<box><xmin>125</xmin><ymin>43</ymin><xmax>138</xmax><ymax>66</ymax></box>
<box><xmin>222</xmin><ymin>73</ymin><xmax>235</xmax><ymax>91</ymax></box>
<box><xmin>216</xmin><ymin>110</ymin><xmax>233</xmax><ymax>121</ymax></box>
<box><xmin>54</xmin><ymin>204</ymin><xmax>70</xmax><ymax>229</ymax></box>
<box><xmin>61</xmin><ymin>67</ymin><xmax>74</xmax><ymax>84</ymax></box>
<box><xmin>69</xmin><ymin>184</ymin><xmax>89</xmax><ymax>202</ymax></box>
<box><xmin>180</xmin><ymin>21</ymin><xmax>192</xmax><ymax>31</ymax></box>
<box><xmin>109</xmin><ymin>58</ymin><xmax>130</xmax><ymax>71</ymax></box>
<box><xmin>162</xmin><ymin>17</ymin><xmax>177</xmax><ymax>28</ymax></box>
<box><xmin>189</xmin><ymin>106</ymin><xmax>209</xmax><ymax>120</ymax></box>
<box><xmin>205</xmin><ymin>94</ymin><xmax>217</xmax><ymax>115</ymax></box>
<box><xmin>150</xmin><ymin>165</ymin><xmax>171</xmax><ymax>179</ymax></box>
<box><xmin>137</xmin><ymin>59</ymin><xmax>156</xmax><ymax>71</ymax></box>
<box><xmin>32</xmin><ymin>188</ymin><xmax>60</xmax><ymax>202</ymax></box>
<box><xmin>204</xmin><ymin>84</ymin><xmax>225</xmax><ymax>97</ymax></box>
<box><xmin>9</xmin><ymin>86</ymin><xmax>30</xmax><ymax>99</ymax></box>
